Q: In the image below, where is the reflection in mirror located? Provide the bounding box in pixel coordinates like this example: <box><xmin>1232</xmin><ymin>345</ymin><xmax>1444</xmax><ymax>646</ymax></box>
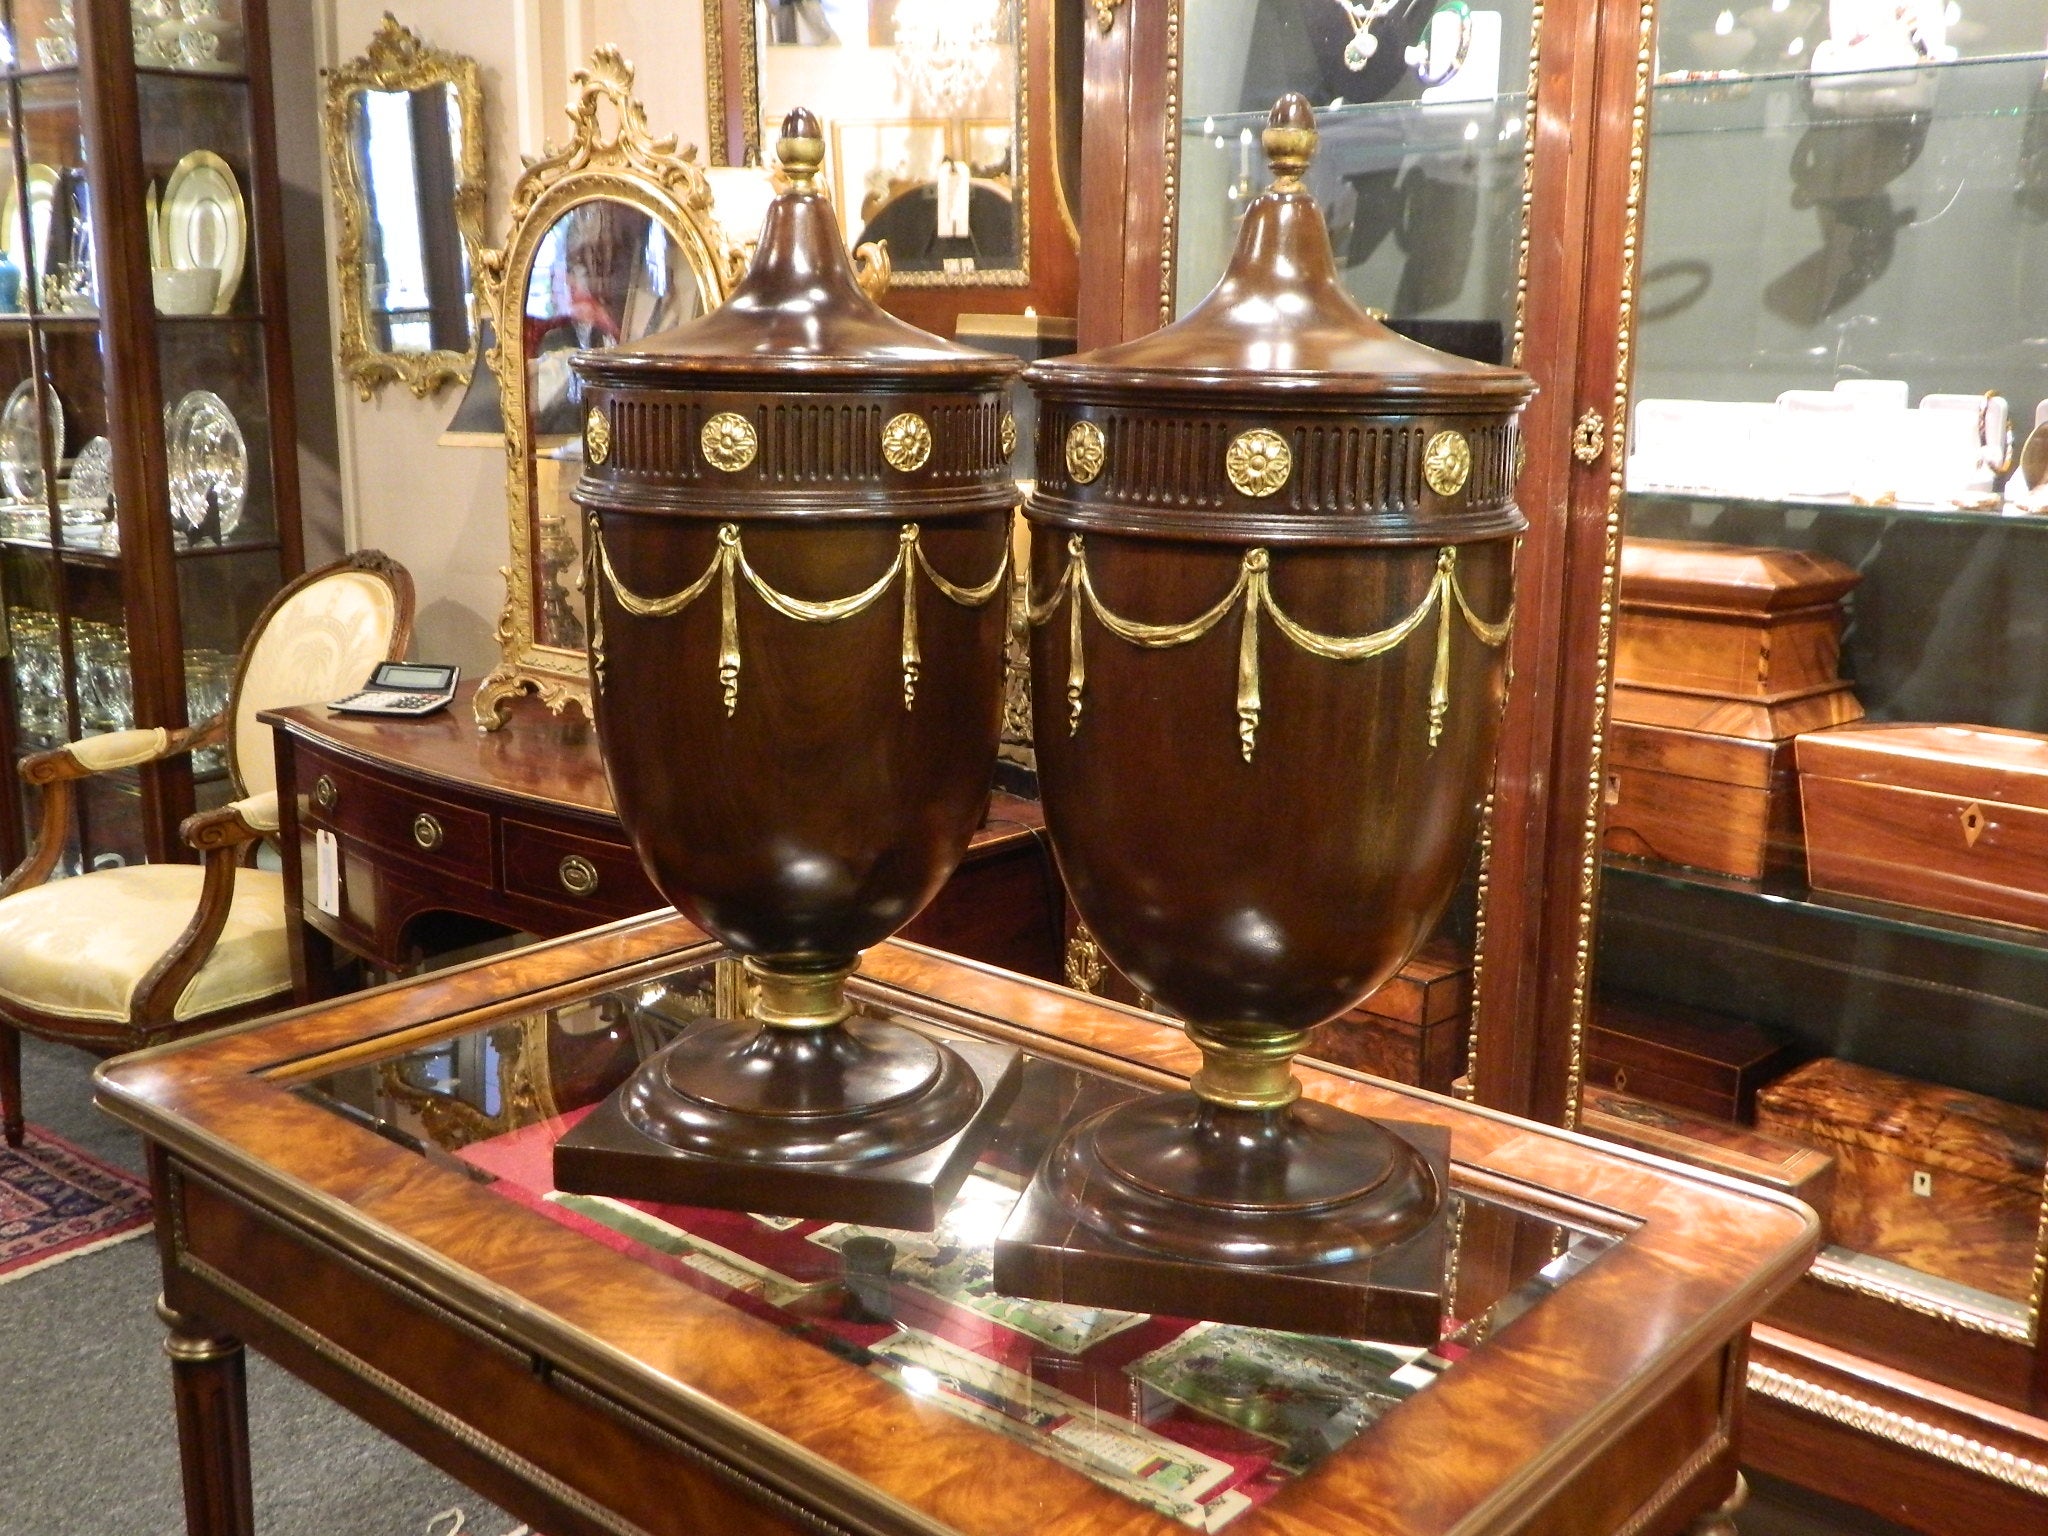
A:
<box><xmin>1174</xmin><ymin>0</ymin><xmax>1535</xmax><ymax>363</ymax></box>
<box><xmin>522</xmin><ymin>200</ymin><xmax>705</xmax><ymax>651</ymax></box>
<box><xmin>324</xmin><ymin>16</ymin><xmax>485</xmax><ymax>398</ymax></box>
<box><xmin>753</xmin><ymin>0</ymin><xmax>1027</xmax><ymax>282</ymax></box>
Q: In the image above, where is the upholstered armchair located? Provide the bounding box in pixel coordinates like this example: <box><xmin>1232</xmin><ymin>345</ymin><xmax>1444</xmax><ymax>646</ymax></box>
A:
<box><xmin>0</xmin><ymin>552</ymin><xmax>414</xmax><ymax>1145</ymax></box>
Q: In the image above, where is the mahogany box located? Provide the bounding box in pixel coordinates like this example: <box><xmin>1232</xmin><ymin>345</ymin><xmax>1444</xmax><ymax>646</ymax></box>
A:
<box><xmin>1615</xmin><ymin>537</ymin><xmax>1860</xmax><ymax>706</ymax></box>
<box><xmin>1756</xmin><ymin>1058</ymin><xmax>2048</xmax><ymax>1304</ymax></box>
<box><xmin>1580</xmin><ymin>1087</ymin><xmax>1835</xmax><ymax>1223</ymax></box>
<box><xmin>1798</xmin><ymin>722</ymin><xmax>2048</xmax><ymax>931</ymax></box>
<box><xmin>1604</xmin><ymin>538</ymin><xmax>1864</xmax><ymax>880</ymax></box>
<box><xmin>1307</xmin><ymin>942</ymin><xmax>1470</xmax><ymax>1094</ymax></box>
<box><xmin>1585</xmin><ymin>994</ymin><xmax>1799</xmax><ymax>1122</ymax></box>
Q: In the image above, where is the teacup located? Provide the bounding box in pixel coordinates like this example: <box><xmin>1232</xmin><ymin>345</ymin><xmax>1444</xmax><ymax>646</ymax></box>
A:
<box><xmin>152</xmin><ymin>265</ymin><xmax>219</xmax><ymax>315</ymax></box>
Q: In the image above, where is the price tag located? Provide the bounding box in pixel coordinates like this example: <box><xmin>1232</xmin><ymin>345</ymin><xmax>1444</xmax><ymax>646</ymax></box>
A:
<box><xmin>314</xmin><ymin>828</ymin><xmax>341</xmax><ymax>917</ymax></box>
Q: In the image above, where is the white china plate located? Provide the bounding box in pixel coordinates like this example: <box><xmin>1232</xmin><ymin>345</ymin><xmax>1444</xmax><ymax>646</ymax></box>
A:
<box><xmin>0</xmin><ymin>163</ymin><xmax>60</xmax><ymax>288</ymax></box>
<box><xmin>1</xmin><ymin>378</ymin><xmax>62</xmax><ymax>504</ymax></box>
<box><xmin>160</xmin><ymin>150</ymin><xmax>245</xmax><ymax>314</ymax></box>
<box><xmin>166</xmin><ymin>390</ymin><xmax>246</xmax><ymax>538</ymax></box>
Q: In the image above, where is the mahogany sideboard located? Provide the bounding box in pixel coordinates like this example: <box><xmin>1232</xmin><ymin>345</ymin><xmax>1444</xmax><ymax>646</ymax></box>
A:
<box><xmin>96</xmin><ymin>912</ymin><xmax>1817</xmax><ymax>1536</ymax></box>
<box><xmin>261</xmin><ymin>684</ymin><xmax>1062</xmax><ymax>1001</ymax></box>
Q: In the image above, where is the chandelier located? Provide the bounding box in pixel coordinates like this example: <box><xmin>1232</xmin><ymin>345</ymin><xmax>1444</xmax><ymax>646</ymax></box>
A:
<box><xmin>893</xmin><ymin>0</ymin><xmax>1005</xmax><ymax>118</ymax></box>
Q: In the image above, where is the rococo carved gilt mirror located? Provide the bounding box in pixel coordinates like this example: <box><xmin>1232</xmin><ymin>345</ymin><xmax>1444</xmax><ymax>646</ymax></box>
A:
<box><xmin>706</xmin><ymin>0</ymin><xmax>1033</xmax><ymax>292</ymax></box>
<box><xmin>324</xmin><ymin>14</ymin><xmax>488</xmax><ymax>399</ymax></box>
<box><xmin>473</xmin><ymin>49</ymin><xmax>733</xmax><ymax>730</ymax></box>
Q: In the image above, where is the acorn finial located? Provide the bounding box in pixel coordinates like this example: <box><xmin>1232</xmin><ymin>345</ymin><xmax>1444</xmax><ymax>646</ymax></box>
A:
<box><xmin>1261</xmin><ymin>93</ymin><xmax>1318</xmax><ymax>190</ymax></box>
<box><xmin>777</xmin><ymin>107</ymin><xmax>825</xmax><ymax>189</ymax></box>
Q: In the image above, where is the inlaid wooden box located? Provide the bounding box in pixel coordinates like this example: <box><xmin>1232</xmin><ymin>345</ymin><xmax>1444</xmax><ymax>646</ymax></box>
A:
<box><xmin>1798</xmin><ymin>723</ymin><xmax>2048</xmax><ymax>931</ymax></box>
<box><xmin>1308</xmin><ymin>943</ymin><xmax>1470</xmax><ymax>1094</ymax></box>
<box><xmin>1617</xmin><ymin>538</ymin><xmax>1860</xmax><ymax>701</ymax></box>
<box><xmin>1756</xmin><ymin>1058</ymin><xmax>2048</xmax><ymax>1304</ymax></box>
<box><xmin>1581</xmin><ymin>1087</ymin><xmax>1835</xmax><ymax>1222</ymax></box>
<box><xmin>1585</xmin><ymin>994</ymin><xmax>1799</xmax><ymax>1121</ymax></box>
<box><xmin>1602</xmin><ymin>721</ymin><xmax>1801</xmax><ymax>880</ymax></box>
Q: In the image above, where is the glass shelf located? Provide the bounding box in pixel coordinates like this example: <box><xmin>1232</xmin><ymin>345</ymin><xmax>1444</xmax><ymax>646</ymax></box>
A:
<box><xmin>1626</xmin><ymin>487</ymin><xmax>2048</xmax><ymax>529</ymax></box>
<box><xmin>1649</xmin><ymin>52</ymin><xmax>2048</xmax><ymax>137</ymax></box>
<box><xmin>1605</xmin><ymin>853</ymin><xmax>2048</xmax><ymax>966</ymax></box>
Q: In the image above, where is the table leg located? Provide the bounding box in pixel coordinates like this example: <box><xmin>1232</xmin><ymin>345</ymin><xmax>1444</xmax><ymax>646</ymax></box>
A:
<box><xmin>1686</xmin><ymin>1472</ymin><xmax>1748</xmax><ymax>1536</ymax></box>
<box><xmin>158</xmin><ymin>1296</ymin><xmax>256</xmax><ymax>1536</ymax></box>
<box><xmin>1</xmin><ymin>1020</ymin><xmax>23</xmax><ymax>1147</ymax></box>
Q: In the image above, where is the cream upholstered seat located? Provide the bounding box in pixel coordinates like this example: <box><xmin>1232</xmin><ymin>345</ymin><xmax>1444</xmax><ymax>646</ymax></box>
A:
<box><xmin>0</xmin><ymin>864</ymin><xmax>289</xmax><ymax>1023</ymax></box>
<box><xmin>0</xmin><ymin>553</ymin><xmax>413</xmax><ymax>1147</ymax></box>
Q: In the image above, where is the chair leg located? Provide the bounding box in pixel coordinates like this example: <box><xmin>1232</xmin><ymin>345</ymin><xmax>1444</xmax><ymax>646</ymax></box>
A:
<box><xmin>0</xmin><ymin>1022</ymin><xmax>23</xmax><ymax>1147</ymax></box>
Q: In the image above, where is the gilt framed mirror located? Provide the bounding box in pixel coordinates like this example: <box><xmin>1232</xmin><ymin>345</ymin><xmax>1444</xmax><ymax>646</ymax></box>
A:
<box><xmin>324</xmin><ymin>15</ymin><xmax>488</xmax><ymax>400</ymax></box>
<box><xmin>472</xmin><ymin>50</ymin><xmax>733</xmax><ymax>730</ymax></box>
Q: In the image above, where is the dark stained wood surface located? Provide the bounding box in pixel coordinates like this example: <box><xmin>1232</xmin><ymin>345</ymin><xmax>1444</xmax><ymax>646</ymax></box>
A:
<box><xmin>265</xmin><ymin>685</ymin><xmax>1060</xmax><ymax>992</ymax></box>
<box><xmin>1587</xmin><ymin>994</ymin><xmax>1799</xmax><ymax>1123</ymax></box>
<box><xmin>96</xmin><ymin>912</ymin><xmax>1817</xmax><ymax>1536</ymax></box>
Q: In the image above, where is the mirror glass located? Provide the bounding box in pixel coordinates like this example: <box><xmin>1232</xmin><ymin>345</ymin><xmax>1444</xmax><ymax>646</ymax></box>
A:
<box><xmin>753</xmin><ymin>0</ymin><xmax>1024</xmax><ymax>278</ymax></box>
<box><xmin>350</xmin><ymin>81</ymin><xmax>473</xmax><ymax>355</ymax></box>
<box><xmin>522</xmin><ymin>199</ymin><xmax>705</xmax><ymax>652</ymax></box>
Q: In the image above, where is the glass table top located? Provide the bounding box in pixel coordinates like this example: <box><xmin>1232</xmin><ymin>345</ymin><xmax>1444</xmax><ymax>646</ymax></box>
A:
<box><xmin>297</xmin><ymin>956</ymin><xmax>1622</xmax><ymax>1530</ymax></box>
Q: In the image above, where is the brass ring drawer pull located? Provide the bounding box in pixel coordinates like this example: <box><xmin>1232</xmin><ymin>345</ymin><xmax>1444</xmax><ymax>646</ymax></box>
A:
<box><xmin>312</xmin><ymin>774</ymin><xmax>338</xmax><ymax>811</ymax></box>
<box><xmin>412</xmin><ymin>813</ymin><xmax>444</xmax><ymax>850</ymax></box>
<box><xmin>558</xmin><ymin>854</ymin><xmax>600</xmax><ymax>896</ymax></box>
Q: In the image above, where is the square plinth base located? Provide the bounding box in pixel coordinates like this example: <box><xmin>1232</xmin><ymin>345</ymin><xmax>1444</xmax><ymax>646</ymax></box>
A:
<box><xmin>992</xmin><ymin>1120</ymin><xmax>1451</xmax><ymax>1343</ymax></box>
<box><xmin>553</xmin><ymin>1035</ymin><xmax>1023</xmax><ymax>1232</ymax></box>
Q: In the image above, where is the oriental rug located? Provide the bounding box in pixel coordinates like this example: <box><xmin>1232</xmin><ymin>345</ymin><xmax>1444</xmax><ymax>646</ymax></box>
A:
<box><xmin>0</xmin><ymin>1123</ymin><xmax>152</xmax><ymax>1286</ymax></box>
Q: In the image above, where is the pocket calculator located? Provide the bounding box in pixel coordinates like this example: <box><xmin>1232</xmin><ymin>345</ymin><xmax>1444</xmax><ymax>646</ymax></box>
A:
<box><xmin>329</xmin><ymin>662</ymin><xmax>460</xmax><ymax>717</ymax></box>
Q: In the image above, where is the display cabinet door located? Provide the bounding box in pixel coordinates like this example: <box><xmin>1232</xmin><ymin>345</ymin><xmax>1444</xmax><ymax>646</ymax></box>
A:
<box><xmin>1556</xmin><ymin>0</ymin><xmax>2048</xmax><ymax>1429</ymax></box>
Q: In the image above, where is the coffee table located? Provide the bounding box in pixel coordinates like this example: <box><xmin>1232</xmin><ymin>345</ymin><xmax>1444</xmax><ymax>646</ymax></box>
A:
<box><xmin>96</xmin><ymin>914</ymin><xmax>1816</xmax><ymax>1536</ymax></box>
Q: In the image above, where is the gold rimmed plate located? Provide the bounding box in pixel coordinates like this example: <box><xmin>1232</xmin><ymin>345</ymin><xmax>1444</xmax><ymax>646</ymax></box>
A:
<box><xmin>160</xmin><ymin>149</ymin><xmax>246</xmax><ymax>314</ymax></box>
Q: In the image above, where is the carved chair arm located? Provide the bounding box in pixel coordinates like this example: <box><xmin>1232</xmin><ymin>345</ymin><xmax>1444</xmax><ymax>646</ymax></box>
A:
<box><xmin>131</xmin><ymin>792</ymin><xmax>279</xmax><ymax>1023</ymax></box>
<box><xmin>1</xmin><ymin>715</ymin><xmax>231</xmax><ymax>898</ymax></box>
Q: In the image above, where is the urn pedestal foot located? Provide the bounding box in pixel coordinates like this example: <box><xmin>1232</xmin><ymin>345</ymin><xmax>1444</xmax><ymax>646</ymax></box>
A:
<box><xmin>993</xmin><ymin>1094</ymin><xmax>1449</xmax><ymax>1340</ymax></box>
<box><xmin>554</xmin><ymin>996</ymin><xmax>1023</xmax><ymax>1231</ymax></box>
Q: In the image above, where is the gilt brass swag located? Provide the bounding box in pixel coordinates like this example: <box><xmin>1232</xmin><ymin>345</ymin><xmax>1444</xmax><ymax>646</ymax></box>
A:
<box><xmin>590</xmin><ymin>519</ymin><xmax>1010</xmax><ymax>713</ymax></box>
<box><xmin>1026</xmin><ymin>533</ymin><xmax>1513</xmax><ymax>760</ymax></box>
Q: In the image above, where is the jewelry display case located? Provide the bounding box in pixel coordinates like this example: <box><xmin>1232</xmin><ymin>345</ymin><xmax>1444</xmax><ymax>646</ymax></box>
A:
<box><xmin>0</xmin><ymin>0</ymin><xmax>301</xmax><ymax>876</ymax></box>
<box><xmin>1571</xmin><ymin>0</ymin><xmax>2048</xmax><ymax>1468</ymax></box>
<box><xmin>1080</xmin><ymin>2</ymin><xmax>2048</xmax><ymax>1524</ymax></box>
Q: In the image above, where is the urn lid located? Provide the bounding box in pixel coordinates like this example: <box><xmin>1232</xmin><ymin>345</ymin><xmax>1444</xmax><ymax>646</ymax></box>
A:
<box><xmin>1026</xmin><ymin>94</ymin><xmax>1534</xmax><ymax>545</ymax></box>
<box><xmin>574</xmin><ymin>108</ymin><xmax>1016</xmax><ymax>390</ymax></box>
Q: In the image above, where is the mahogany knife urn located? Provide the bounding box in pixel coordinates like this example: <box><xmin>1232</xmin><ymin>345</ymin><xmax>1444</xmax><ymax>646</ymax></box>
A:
<box><xmin>552</xmin><ymin>109</ymin><xmax>1023</xmax><ymax>1229</ymax></box>
<box><xmin>992</xmin><ymin>96</ymin><xmax>1534</xmax><ymax>1336</ymax></box>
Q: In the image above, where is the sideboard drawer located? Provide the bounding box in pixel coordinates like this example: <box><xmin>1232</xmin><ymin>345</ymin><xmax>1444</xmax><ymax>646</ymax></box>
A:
<box><xmin>303</xmin><ymin>756</ymin><xmax>494</xmax><ymax>886</ymax></box>
<box><xmin>502</xmin><ymin>816</ymin><xmax>662</xmax><ymax>920</ymax></box>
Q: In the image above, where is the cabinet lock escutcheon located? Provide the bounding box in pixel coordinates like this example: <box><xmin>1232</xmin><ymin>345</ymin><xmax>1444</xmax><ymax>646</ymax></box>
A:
<box><xmin>1572</xmin><ymin>408</ymin><xmax>1609</xmax><ymax>465</ymax></box>
<box><xmin>558</xmin><ymin>854</ymin><xmax>600</xmax><ymax>896</ymax></box>
<box><xmin>412</xmin><ymin>813</ymin><xmax>444</xmax><ymax>850</ymax></box>
<box><xmin>312</xmin><ymin>774</ymin><xmax>338</xmax><ymax>811</ymax></box>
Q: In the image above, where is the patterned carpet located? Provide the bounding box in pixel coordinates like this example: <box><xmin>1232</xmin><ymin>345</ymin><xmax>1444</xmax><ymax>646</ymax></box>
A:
<box><xmin>0</xmin><ymin>1122</ymin><xmax>152</xmax><ymax>1287</ymax></box>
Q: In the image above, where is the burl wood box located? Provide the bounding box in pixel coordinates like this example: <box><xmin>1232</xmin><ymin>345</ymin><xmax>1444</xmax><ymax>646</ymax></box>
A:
<box><xmin>1799</xmin><ymin>722</ymin><xmax>2048</xmax><ymax>931</ymax></box>
<box><xmin>1307</xmin><ymin>942</ymin><xmax>1470</xmax><ymax>1094</ymax></box>
<box><xmin>1580</xmin><ymin>1087</ymin><xmax>1835</xmax><ymax>1222</ymax></box>
<box><xmin>1585</xmin><ymin>994</ymin><xmax>1799</xmax><ymax>1121</ymax></box>
<box><xmin>1756</xmin><ymin>1058</ymin><xmax>2048</xmax><ymax>1304</ymax></box>
<box><xmin>1616</xmin><ymin>537</ymin><xmax>1861</xmax><ymax>705</ymax></box>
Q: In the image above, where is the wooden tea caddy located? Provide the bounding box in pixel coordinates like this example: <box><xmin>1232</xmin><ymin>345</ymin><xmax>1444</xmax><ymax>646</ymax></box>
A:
<box><xmin>992</xmin><ymin>96</ymin><xmax>1534</xmax><ymax>1338</ymax></box>
<box><xmin>1605</xmin><ymin>537</ymin><xmax>1863</xmax><ymax>880</ymax></box>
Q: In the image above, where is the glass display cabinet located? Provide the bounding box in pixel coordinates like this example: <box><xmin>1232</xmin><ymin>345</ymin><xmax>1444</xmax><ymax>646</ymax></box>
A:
<box><xmin>1577</xmin><ymin>0</ymin><xmax>2048</xmax><ymax>1434</ymax></box>
<box><xmin>0</xmin><ymin>0</ymin><xmax>301</xmax><ymax>877</ymax></box>
<box><xmin>1081</xmin><ymin>2</ymin><xmax>2048</xmax><ymax>1522</ymax></box>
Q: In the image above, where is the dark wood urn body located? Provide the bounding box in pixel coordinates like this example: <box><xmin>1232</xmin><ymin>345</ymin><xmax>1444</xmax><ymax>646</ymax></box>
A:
<box><xmin>552</xmin><ymin>111</ymin><xmax>1023</xmax><ymax>1228</ymax></box>
<box><xmin>993</xmin><ymin>96</ymin><xmax>1534</xmax><ymax>1334</ymax></box>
